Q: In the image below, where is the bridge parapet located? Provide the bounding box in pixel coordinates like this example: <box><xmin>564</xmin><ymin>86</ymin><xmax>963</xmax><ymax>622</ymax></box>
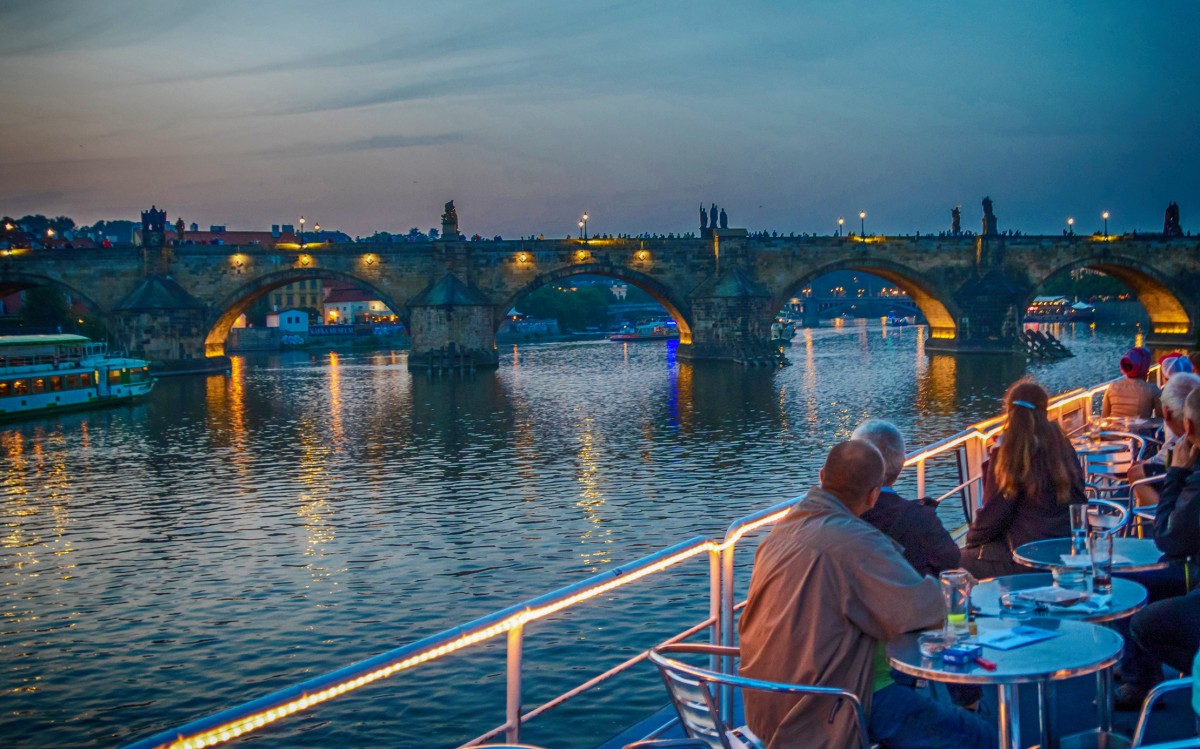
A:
<box><xmin>2</xmin><ymin>231</ymin><xmax>1197</xmax><ymax>369</ymax></box>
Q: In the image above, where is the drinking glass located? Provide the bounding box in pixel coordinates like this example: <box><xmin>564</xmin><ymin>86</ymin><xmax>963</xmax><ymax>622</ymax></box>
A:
<box><xmin>939</xmin><ymin>569</ymin><xmax>973</xmax><ymax>642</ymax></box>
<box><xmin>1069</xmin><ymin>503</ymin><xmax>1089</xmax><ymax>554</ymax></box>
<box><xmin>1089</xmin><ymin>532</ymin><xmax>1114</xmax><ymax>594</ymax></box>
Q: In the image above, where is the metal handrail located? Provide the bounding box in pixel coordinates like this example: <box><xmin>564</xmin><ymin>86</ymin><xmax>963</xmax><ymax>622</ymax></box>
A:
<box><xmin>123</xmin><ymin>537</ymin><xmax>715</xmax><ymax>749</ymax></box>
<box><xmin>124</xmin><ymin>375</ymin><xmax>1126</xmax><ymax>749</ymax></box>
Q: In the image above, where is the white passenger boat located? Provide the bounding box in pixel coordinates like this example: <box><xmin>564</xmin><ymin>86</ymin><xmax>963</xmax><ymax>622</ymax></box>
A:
<box><xmin>0</xmin><ymin>334</ymin><xmax>154</xmax><ymax>421</ymax></box>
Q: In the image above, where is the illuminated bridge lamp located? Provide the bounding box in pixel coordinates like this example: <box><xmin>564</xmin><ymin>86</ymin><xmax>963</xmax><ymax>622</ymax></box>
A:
<box><xmin>299</xmin><ymin>254</ymin><xmax>311</xmax><ymax>267</ymax></box>
<box><xmin>47</xmin><ymin>228</ymin><xmax>56</xmax><ymax>238</ymax></box>
<box><xmin>838</xmin><ymin>217</ymin><xmax>844</xmax><ymax>236</ymax></box>
<box><xmin>637</xmin><ymin>250</ymin><xmax>649</xmax><ymax>261</ymax></box>
<box><xmin>232</xmin><ymin>254</ymin><xmax>244</xmax><ymax>269</ymax></box>
<box><xmin>859</xmin><ymin>210</ymin><xmax>866</xmax><ymax>237</ymax></box>
<box><xmin>1102</xmin><ymin>211</ymin><xmax>1110</xmax><ymax>237</ymax></box>
<box><xmin>577</xmin><ymin>249</ymin><xmax>588</xmax><ymax>261</ymax></box>
<box><xmin>517</xmin><ymin>252</ymin><xmax>529</xmax><ymax>263</ymax></box>
<box><xmin>1067</xmin><ymin>217</ymin><xmax>1074</xmax><ymax>234</ymax></box>
<box><xmin>364</xmin><ymin>254</ymin><xmax>375</xmax><ymax>266</ymax></box>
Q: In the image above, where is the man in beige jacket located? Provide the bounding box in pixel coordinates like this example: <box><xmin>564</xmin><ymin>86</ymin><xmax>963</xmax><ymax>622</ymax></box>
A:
<box><xmin>738</xmin><ymin>440</ymin><xmax>995</xmax><ymax>749</ymax></box>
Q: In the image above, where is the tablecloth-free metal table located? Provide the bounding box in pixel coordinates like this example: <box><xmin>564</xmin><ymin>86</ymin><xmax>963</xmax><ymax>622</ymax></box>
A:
<box><xmin>1013</xmin><ymin>537</ymin><xmax>1171</xmax><ymax>574</ymax></box>
<box><xmin>972</xmin><ymin>573</ymin><xmax>1147</xmax><ymax>624</ymax></box>
<box><xmin>889</xmin><ymin>616</ymin><xmax>1124</xmax><ymax>749</ymax></box>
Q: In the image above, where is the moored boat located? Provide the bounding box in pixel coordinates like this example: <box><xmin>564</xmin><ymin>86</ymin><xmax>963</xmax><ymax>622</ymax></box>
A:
<box><xmin>609</xmin><ymin>319</ymin><xmax>680</xmax><ymax>341</ymax></box>
<box><xmin>0</xmin><ymin>334</ymin><xmax>155</xmax><ymax>420</ymax></box>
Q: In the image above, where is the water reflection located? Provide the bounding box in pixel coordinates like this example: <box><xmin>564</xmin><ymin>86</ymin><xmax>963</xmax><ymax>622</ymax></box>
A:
<box><xmin>0</xmin><ymin>322</ymin><xmax>1144</xmax><ymax>749</ymax></box>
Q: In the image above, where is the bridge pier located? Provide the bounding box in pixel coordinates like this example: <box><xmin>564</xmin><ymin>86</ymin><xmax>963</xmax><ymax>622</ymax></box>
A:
<box><xmin>680</xmin><ymin>269</ymin><xmax>784</xmax><ymax>365</ymax></box>
<box><xmin>406</xmin><ymin>273</ymin><xmax>500</xmax><ymax>372</ymax></box>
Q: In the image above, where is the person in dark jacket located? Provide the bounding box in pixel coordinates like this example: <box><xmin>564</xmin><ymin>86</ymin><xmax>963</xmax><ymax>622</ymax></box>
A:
<box><xmin>854</xmin><ymin>418</ymin><xmax>961</xmax><ymax>576</ymax></box>
<box><xmin>1118</xmin><ymin>387</ymin><xmax>1200</xmax><ymax>709</ymax></box>
<box><xmin>960</xmin><ymin>380</ymin><xmax>1087</xmax><ymax>579</ymax></box>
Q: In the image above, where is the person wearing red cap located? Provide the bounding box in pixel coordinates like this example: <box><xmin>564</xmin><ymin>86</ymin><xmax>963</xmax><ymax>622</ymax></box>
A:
<box><xmin>1102</xmin><ymin>346</ymin><xmax>1161</xmax><ymax>419</ymax></box>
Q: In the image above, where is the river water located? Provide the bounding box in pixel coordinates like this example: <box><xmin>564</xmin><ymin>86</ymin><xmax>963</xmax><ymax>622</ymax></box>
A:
<box><xmin>0</xmin><ymin>322</ymin><xmax>1148</xmax><ymax>748</ymax></box>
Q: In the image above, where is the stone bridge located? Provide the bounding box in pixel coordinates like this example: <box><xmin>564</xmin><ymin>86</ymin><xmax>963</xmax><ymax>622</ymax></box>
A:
<box><xmin>2</xmin><ymin>211</ymin><xmax>1198</xmax><ymax>370</ymax></box>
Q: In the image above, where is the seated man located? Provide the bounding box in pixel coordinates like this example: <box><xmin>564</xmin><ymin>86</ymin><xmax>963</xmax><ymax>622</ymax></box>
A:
<box><xmin>854</xmin><ymin>418</ymin><xmax>961</xmax><ymax>576</ymax></box>
<box><xmin>738</xmin><ymin>440</ymin><xmax>995</xmax><ymax>749</ymax></box>
<box><xmin>1129</xmin><ymin>372</ymin><xmax>1200</xmax><ymax>507</ymax></box>
<box><xmin>1119</xmin><ymin>387</ymin><xmax>1200</xmax><ymax>709</ymax></box>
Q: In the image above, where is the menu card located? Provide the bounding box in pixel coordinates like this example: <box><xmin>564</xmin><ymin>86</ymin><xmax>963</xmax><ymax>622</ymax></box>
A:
<box><xmin>974</xmin><ymin>625</ymin><xmax>1060</xmax><ymax>651</ymax></box>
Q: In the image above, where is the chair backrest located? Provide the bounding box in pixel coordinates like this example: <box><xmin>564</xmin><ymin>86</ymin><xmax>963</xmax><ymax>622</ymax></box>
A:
<box><xmin>1088</xmin><ymin>498</ymin><xmax>1130</xmax><ymax>535</ymax></box>
<box><xmin>1083</xmin><ymin>432</ymin><xmax>1147</xmax><ymax>477</ymax></box>
<box><xmin>648</xmin><ymin>644</ymin><xmax>870</xmax><ymax>749</ymax></box>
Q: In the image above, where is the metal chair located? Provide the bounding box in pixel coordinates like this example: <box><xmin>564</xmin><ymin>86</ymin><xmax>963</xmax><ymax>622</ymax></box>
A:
<box><xmin>1087</xmin><ymin>498</ymin><xmax>1131</xmax><ymax>536</ymax></box>
<box><xmin>1132</xmin><ymin>678</ymin><xmax>1198</xmax><ymax>747</ymax></box>
<box><xmin>636</xmin><ymin>643</ymin><xmax>871</xmax><ymax>749</ymax></box>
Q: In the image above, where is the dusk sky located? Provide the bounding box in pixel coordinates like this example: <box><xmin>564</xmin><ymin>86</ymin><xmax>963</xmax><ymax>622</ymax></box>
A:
<box><xmin>2</xmin><ymin>0</ymin><xmax>1197</xmax><ymax>238</ymax></box>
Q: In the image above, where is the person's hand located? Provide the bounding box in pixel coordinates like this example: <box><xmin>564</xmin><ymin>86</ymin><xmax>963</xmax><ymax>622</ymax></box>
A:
<box><xmin>1171</xmin><ymin>438</ymin><xmax>1198</xmax><ymax>469</ymax></box>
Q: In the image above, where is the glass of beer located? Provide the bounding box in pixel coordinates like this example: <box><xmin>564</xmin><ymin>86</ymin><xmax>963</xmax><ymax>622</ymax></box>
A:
<box><xmin>1089</xmin><ymin>532</ymin><xmax>1113</xmax><ymax>594</ymax></box>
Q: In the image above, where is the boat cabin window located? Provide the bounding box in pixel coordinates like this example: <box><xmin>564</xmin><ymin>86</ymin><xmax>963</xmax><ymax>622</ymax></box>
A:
<box><xmin>13</xmin><ymin>380</ymin><xmax>28</xmax><ymax>396</ymax></box>
<box><xmin>0</xmin><ymin>382</ymin><xmax>9</xmax><ymax>397</ymax></box>
<box><xmin>49</xmin><ymin>376</ymin><xmax>62</xmax><ymax>392</ymax></box>
<box><xmin>32</xmin><ymin>378</ymin><xmax>46</xmax><ymax>394</ymax></box>
<box><xmin>80</xmin><ymin>373</ymin><xmax>92</xmax><ymax>388</ymax></box>
<box><xmin>108</xmin><ymin>369</ymin><xmax>128</xmax><ymax>385</ymax></box>
<box><xmin>65</xmin><ymin>374</ymin><xmax>79</xmax><ymax>389</ymax></box>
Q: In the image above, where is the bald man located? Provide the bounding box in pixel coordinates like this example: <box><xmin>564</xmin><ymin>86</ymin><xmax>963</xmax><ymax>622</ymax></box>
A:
<box><xmin>738</xmin><ymin>440</ymin><xmax>995</xmax><ymax>749</ymax></box>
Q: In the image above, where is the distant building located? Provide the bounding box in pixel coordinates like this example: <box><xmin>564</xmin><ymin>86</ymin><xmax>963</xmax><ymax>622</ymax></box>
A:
<box><xmin>266</xmin><ymin>309</ymin><xmax>309</xmax><ymax>332</ymax></box>
<box><xmin>270</xmin><ymin>279</ymin><xmax>324</xmax><ymax>312</ymax></box>
<box><xmin>322</xmin><ymin>282</ymin><xmax>395</xmax><ymax>323</ymax></box>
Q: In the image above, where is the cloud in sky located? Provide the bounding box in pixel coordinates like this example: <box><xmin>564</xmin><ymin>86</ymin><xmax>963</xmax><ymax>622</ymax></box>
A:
<box><xmin>1</xmin><ymin>0</ymin><xmax>1197</xmax><ymax>237</ymax></box>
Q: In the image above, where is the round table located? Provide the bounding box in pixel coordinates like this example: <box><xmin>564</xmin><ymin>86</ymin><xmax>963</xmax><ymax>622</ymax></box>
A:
<box><xmin>1071</xmin><ymin>439</ymin><xmax>1128</xmax><ymax>457</ymax></box>
<box><xmin>1013</xmin><ymin>537</ymin><xmax>1171</xmax><ymax>573</ymax></box>
<box><xmin>889</xmin><ymin>616</ymin><xmax>1124</xmax><ymax>749</ymax></box>
<box><xmin>972</xmin><ymin>573</ymin><xmax>1147</xmax><ymax>623</ymax></box>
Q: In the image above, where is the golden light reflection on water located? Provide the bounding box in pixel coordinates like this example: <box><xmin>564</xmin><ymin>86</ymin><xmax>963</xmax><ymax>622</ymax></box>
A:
<box><xmin>575</xmin><ymin>420</ymin><xmax>611</xmax><ymax>569</ymax></box>
<box><xmin>801</xmin><ymin>328</ymin><xmax>819</xmax><ymax>429</ymax></box>
<box><xmin>328</xmin><ymin>352</ymin><xmax>345</xmax><ymax>445</ymax></box>
<box><xmin>2</xmin><ymin>426</ymin><xmax>76</xmax><ymax>632</ymax></box>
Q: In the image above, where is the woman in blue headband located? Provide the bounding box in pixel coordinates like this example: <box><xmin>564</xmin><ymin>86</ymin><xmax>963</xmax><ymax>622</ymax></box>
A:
<box><xmin>961</xmin><ymin>379</ymin><xmax>1087</xmax><ymax>577</ymax></box>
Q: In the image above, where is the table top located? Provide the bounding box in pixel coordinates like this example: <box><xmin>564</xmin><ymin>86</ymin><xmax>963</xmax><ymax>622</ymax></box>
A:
<box><xmin>888</xmin><ymin>616</ymin><xmax>1124</xmax><ymax>685</ymax></box>
<box><xmin>972</xmin><ymin>573</ymin><xmax>1147</xmax><ymax>623</ymax></box>
<box><xmin>1094</xmin><ymin>416</ymin><xmax>1163</xmax><ymax>433</ymax></box>
<box><xmin>1071</xmin><ymin>439</ymin><xmax>1130</xmax><ymax>457</ymax></box>
<box><xmin>1013</xmin><ymin>537</ymin><xmax>1171</xmax><ymax>573</ymax></box>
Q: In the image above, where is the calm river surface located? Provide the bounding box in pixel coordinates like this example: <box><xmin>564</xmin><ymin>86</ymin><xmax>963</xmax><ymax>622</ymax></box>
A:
<box><xmin>1</xmin><ymin>322</ymin><xmax>1147</xmax><ymax>748</ymax></box>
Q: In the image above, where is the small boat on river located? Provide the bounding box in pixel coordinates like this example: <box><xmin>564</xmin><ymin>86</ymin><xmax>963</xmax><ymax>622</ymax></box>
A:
<box><xmin>0</xmin><ymin>334</ymin><xmax>155</xmax><ymax>420</ymax></box>
<box><xmin>609</xmin><ymin>319</ymin><xmax>680</xmax><ymax>341</ymax></box>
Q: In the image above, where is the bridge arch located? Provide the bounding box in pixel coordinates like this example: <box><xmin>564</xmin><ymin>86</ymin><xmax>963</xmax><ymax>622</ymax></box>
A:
<box><xmin>777</xmin><ymin>258</ymin><xmax>960</xmax><ymax>340</ymax></box>
<box><xmin>0</xmin><ymin>271</ymin><xmax>109</xmax><ymax>316</ymax></box>
<box><xmin>204</xmin><ymin>268</ymin><xmax>407</xmax><ymax>357</ymax></box>
<box><xmin>1028</xmin><ymin>255</ymin><xmax>1194</xmax><ymax>338</ymax></box>
<box><xmin>497</xmin><ymin>263</ymin><xmax>695</xmax><ymax>344</ymax></box>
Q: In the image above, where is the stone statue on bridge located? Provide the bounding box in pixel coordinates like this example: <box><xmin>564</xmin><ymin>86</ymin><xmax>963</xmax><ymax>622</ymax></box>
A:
<box><xmin>175</xmin><ymin>217</ymin><xmax>185</xmax><ymax>241</ymax></box>
<box><xmin>710</xmin><ymin>203</ymin><xmax>719</xmax><ymax>230</ymax></box>
<box><xmin>952</xmin><ymin>205</ymin><xmax>961</xmax><ymax>235</ymax></box>
<box><xmin>700</xmin><ymin>205</ymin><xmax>708</xmax><ymax>230</ymax></box>
<box><xmin>981</xmin><ymin>196</ymin><xmax>998</xmax><ymax>237</ymax></box>
<box><xmin>719</xmin><ymin>208</ymin><xmax>728</xmax><ymax>229</ymax></box>
<box><xmin>441</xmin><ymin>200</ymin><xmax>459</xmax><ymax>240</ymax></box>
<box><xmin>1164</xmin><ymin>202</ymin><xmax>1183</xmax><ymax>237</ymax></box>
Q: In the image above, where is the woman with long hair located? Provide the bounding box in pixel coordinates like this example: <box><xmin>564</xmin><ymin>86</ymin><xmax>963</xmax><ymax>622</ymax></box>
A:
<box><xmin>961</xmin><ymin>379</ymin><xmax>1087</xmax><ymax>578</ymax></box>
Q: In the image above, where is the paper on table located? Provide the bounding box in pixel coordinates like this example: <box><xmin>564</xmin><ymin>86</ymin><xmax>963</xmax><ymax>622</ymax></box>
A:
<box><xmin>1058</xmin><ymin>553</ymin><xmax>1134</xmax><ymax>568</ymax></box>
<box><xmin>974</xmin><ymin>625</ymin><xmax>1061</xmax><ymax>651</ymax></box>
<box><xmin>1016</xmin><ymin>586</ymin><xmax>1089</xmax><ymax>605</ymax></box>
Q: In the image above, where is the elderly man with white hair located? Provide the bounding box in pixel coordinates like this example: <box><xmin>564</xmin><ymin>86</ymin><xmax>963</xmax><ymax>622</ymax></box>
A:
<box><xmin>853</xmin><ymin>418</ymin><xmax>961</xmax><ymax>577</ymax></box>
<box><xmin>1129</xmin><ymin>372</ymin><xmax>1200</xmax><ymax>506</ymax></box>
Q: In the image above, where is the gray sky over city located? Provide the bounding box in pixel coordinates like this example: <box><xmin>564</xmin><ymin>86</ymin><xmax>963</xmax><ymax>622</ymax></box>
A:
<box><xmin>1</xmin><ymin>0</ymin><xmax>1197</xmax><ymax>237</ymax></box>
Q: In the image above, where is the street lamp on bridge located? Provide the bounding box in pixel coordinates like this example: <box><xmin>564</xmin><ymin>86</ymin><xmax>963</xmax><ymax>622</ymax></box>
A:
<box><xmin>1067</xmin><ymin>217</ymin><xmax>1074</xmax><ymax>236</ymax></box>
<box><xmin>299</xmin><ymin>216</ymin><xmax>306</xmax><ymax>249</ymax></box>
<box><xmin>859</xmin><ymin>211</ymin><xmax>866</xmax><ymax>237</ymax></box>
<box><xmin>837</xmin><ymin>217</ymin><xmax>844</xmax><ymax>236</ymax></box>
<box><xmin>580</xmin><ymin>212</ymin><xmax>589</xmax><ymax>241</ymax></box>
<box><xmin>1102</xmin><ymin>211</ymin><xmax>1110</xmax><ymax>237</ymax></box>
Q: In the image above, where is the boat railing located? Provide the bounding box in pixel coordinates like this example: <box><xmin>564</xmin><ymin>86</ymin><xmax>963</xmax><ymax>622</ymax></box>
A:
<box><xmin>121</xmin><ymin>376</ymin><xmax>1120</xmax><ymax>749</ymax></box>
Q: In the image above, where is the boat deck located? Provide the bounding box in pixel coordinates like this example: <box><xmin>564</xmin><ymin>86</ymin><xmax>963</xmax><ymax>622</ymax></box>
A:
<box><xmin>598</xmin><ymin>674</ymin><xmax>1198</xmax><ymax>748</ymax></box>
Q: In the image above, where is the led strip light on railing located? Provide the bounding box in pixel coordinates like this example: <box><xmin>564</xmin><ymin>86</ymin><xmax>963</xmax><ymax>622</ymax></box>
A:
<box><xmin>135</xmin><ymin>375</ymin><xmax>1128</xmax><ymax>749</ymax></box>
